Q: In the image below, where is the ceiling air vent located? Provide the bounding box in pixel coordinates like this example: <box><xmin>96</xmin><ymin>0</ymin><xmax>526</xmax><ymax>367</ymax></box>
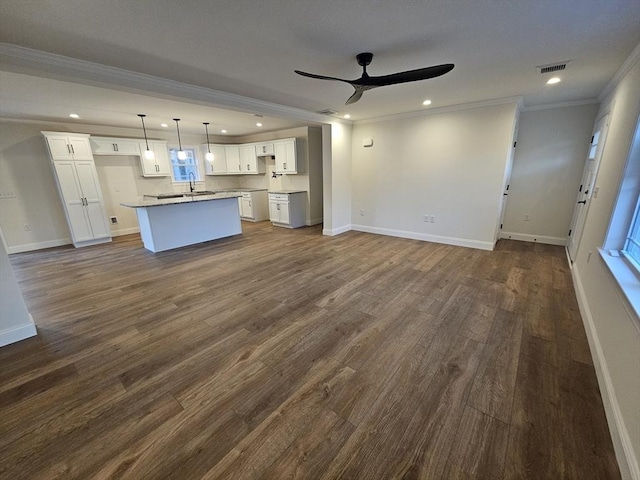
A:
<box><xmin>537</xmin><ymin>61</ymin><xmax>572</xmax><ymax>74</ymax></box>
<box><xmin>316</xmin><ymin>109</ymin><xmax>339</xmax><ymax>116</ymax></box>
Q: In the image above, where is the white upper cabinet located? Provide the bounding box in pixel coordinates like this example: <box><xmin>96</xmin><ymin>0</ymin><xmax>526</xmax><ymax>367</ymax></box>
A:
<box><xmin>139</xmin><ymin>141</ymin><xmax>171</xmax><ymax>177</ymax></box>
<box><xmin>225</xmin><ymin>146</ymin><xmax>241</xmax><ymax>174</ymax></box>
<box><xmin>91</xmin><ymin>137</ymin><xmax>141</xmax><ymax>156</ymax></box>
<box><xmin>255</xmin><ymin>142</ymin><xmax>275</xmax><ymax>156</ymax></box>
<box><xmin>43</xmin><ymin>133</ymin><xmax>94</xmax><ymax>161</ymax></box>
<box><xmin>203</xmin><ymin>144</ymin><xmax>228</xmax><ymax>175</ymax></box>
<box><xmin>274</xmin><ymin>138</ymin><xmax>302</xmax><ymax>174</ymax></box>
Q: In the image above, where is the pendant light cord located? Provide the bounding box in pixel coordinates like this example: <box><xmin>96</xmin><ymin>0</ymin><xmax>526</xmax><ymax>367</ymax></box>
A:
<box><xmin>138</xmin><ymin>114</ymin><xmax>151</xmax><ymax>150</ymax></box>
<box><xmin>173</xmin><ymin>118</ymin><xmax>183</xmax><ymax>150</ymax></box>
<box><xmin>204</xmin><ymin>122</ymin><xmax>211</xmax><ymax>152</ymax></box>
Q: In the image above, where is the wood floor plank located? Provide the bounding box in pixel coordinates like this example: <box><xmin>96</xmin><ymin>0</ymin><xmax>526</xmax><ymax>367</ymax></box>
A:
<box><xmin>0</xmin><ymin>223</ymin><xmax>620</xmax><ymax>480</ymax></box>
<box><xmin>440</xmin><ymin>405</ymin><xmax>509</xmax><ymax>479</ymax></box>
<box><xmin>467</xmin><ymin>308</ymin><xmax>524</xmax><ymax>423</ymax></box>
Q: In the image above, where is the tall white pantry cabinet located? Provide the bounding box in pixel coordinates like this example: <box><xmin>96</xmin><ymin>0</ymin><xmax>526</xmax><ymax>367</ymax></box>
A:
<box><xmin>42</xmin><ymin>132</ymin><xmax>112</xmax><ymax>247</ymax></box>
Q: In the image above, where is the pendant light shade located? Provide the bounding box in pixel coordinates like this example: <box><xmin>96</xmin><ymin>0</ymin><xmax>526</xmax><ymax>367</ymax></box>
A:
<box><xmin>203</xmin><ymin>122</ymin><xmax>214</xmax><ymax>161</ymax></box>
<box><xmin>137</xmin><ymin>114</ymin><xmax>155</xmax><ymax>160</ymax></box>
<box><xmin>173</xmin><ymin>118</ymin><xmax>187</xmax><ymax>160</ymax></box>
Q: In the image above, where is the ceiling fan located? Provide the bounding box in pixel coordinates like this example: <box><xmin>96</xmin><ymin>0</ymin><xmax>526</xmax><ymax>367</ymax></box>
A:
<box><xmin>295</xmin><ymin>52</ymin><xmax>454</xmax><ymax>105</ymax></box>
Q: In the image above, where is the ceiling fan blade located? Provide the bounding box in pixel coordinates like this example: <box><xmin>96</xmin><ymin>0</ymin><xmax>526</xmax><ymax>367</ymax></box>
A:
<box><xmin>354</xmin><ymin>64</ymin><xmax>455</xmax><ymax>87</ymax></box>
<box><xmin>345</xmin><ymin>86</ymin><xmax>366</xmax><ymax>105</ymax></box>
<box><xmin>294</xmin><ymin>70</ymin><xmax>349</xmax><ymax>83</ymax></box>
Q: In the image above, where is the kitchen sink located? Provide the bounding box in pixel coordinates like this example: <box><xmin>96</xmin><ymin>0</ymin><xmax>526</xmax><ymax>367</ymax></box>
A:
<box><xmin>152</xmin><ymin>191</ymin><xmax>217</xmax><ymax>199</ymax></box>
<box><xmin>187</xmin><ymin>190</ymin><xmax>217</xmax><ymax>196</ymax></box>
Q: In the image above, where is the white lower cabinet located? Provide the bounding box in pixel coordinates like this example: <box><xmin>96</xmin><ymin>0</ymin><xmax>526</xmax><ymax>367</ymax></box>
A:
<box><xmin>52</xmin><ymin>160</ymin><xmax>111</xmax><ymax>246</ymax></box>
<box><xmin>268</xmin><ymin>192</ymin><xmax>306</xmax><ymax>228</ymax></box>
<box><xmin>238</xmin><ymin>191</ymin><xmax>269</xmax><ymax>221</ymax></box>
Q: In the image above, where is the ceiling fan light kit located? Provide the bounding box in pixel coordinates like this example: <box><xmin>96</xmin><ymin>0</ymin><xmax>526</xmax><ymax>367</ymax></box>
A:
<box><xmin>295</xmin><ymin>52</ymin><xmax>454</xmax><ymax>104</ymax></box>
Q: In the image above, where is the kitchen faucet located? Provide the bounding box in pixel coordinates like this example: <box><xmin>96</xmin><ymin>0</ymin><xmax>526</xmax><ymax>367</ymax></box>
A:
<box><xmin>189</xmin><ymin>171</ymin><xmax>196</xmax><ymax>192</ymax></box>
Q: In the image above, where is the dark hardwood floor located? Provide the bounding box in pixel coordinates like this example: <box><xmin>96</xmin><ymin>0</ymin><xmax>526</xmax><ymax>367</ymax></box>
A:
<box><xmin>0</xmin><ymin>221</ymin><xmax>621</xmax><ymax>479</ymax></box>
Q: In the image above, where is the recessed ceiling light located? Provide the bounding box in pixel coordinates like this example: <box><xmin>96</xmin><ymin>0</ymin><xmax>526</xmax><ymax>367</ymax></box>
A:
<box><xmin>69</xmin><ymin>113</ymin><xmax>80</xmax><ymax>119</ymax></box>
<box><xmin>422</xmin><ymin>100</ymin><xmax>432</xmax><ymax>106</ymax></box>
<box><xmin>344</xmin><ymin>114</ymin><xmax>351</xmax><ymax>119</ymax></box>
<box><xmin>221</xmin><ymin>129</ymin><xmax>227</xmax><ymax>133</ymax></box>
<box><xmin>547</xmin><ymin>77</ymin><xmax>561</xmax><ymax>85</ymax></box>
<box><xmin>160</xmin><ymin>123</ymin><xmax>168</xmax><ymax>128</ymax></box>
<box><xmin>256</xmin><ymin>122</ymin><xmax>263</xmax><ymax>127</ymax></box>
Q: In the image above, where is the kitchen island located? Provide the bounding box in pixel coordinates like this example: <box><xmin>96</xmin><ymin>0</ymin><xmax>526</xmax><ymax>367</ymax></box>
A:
<box><xmin>121</xmin><ymin>192</ymin><xmax>242</xmax><ymax>252</ymax></box>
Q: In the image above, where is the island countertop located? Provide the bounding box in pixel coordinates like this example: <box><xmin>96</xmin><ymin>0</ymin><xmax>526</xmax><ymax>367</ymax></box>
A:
<box><xmin>121</xmin><ymin>191</ymin><xmax>241</xmax><ymax>208</ymax></box>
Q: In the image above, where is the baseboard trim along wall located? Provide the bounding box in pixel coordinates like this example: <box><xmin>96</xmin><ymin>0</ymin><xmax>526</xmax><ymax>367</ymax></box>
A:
<box><xmin>0</xmin><ymin>318</ymin><xmax>37</xmax><ymax>347</ymax></box>
<box><xmin>351</xmin><ymin>224</ymin><xmax>494</xmax><ymax>250</ymax></box>
<box><xmin>499</xmin><ymin>231</ymin><xmax>567</xmax><ymax>246</ymax></box>
<box><xmin>571</xmin><ymin>263</ymin><xmax>639</xmax><ymax>480</ymax></box>
<box><xmin>112</xmin><ymin>227</ymin><xmax>140</xmax><ymax>237</ymax></box>
<box><xmin>309</xmin><ymin>217</ymin><xmax>324</xmax><ymax>227</ymax></box>
<box><xmin>323</xmin><ymin>224</ymin><xmax>352</xmax><ymax>236</ymax></box>
<box><xmin>8</xmin><ymin>238</ymin><xmax>71</xmax><ymax>254</ymax></box>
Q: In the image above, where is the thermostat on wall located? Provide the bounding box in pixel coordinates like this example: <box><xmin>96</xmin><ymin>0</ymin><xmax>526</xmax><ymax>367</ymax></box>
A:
<box><xmin>362</xmin><ymin>138</ymin><xmax>374</xmax><ymax>147</ymax></box>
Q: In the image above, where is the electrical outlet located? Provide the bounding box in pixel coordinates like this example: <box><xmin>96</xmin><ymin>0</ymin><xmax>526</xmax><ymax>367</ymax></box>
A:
<box><xmin>524</xmin><ymin>214</ymin><xmax>530</xmax><ymax>221</ymax></box>
<box><xmin>360</xmin><ymin>209</ymin><xmax>365</xmax><ymax>216</ymax></box>
<box><xmin>430</xmin><ymin>215</ymin><xmax>435</xmax><ymax>223</ymax></box>
<box><xmin>424</xmin><ymin>215</ymin><xmax>429</xmax><ymax>222</ymax></box>
<box><xmin>23</xmin><ymin>223</ymin><xmax>31</xmax><ymax>231</ymax></box>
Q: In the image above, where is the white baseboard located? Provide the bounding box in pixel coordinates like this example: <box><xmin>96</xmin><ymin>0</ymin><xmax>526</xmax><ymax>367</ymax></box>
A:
<box><xmin>571</xmin><ymin>265</ymin><xmax>639</xmax><ymax>480</ymax></box>
<box><xmin>500</xmin><ymin>231</ymin><xmax>567</xmax><ymax>246</ymax></box>
<box><xmin>308</xmin><ymin>217</ymin><xmax>323</xmax><ymax>226</ymax></box>
<box><xmin>323</xmin><ymin>224</ymin><xmax>352</xmax><ymax>236</ymax></box>
<box><xmin>8</xmin><ymin>238</ymin><xmax>71</xmax><ymax>254</ymax></box>
<box><xmin>351</xmin><ymin>224</ymin><xmax>494</xmax><ymax>250</ymax></box>
<box><xmin>0</xmin><ymin>318</ymin><xmax>37</xmax><ymax>347</ymax></box>
<box><xmin>111</xmin><ymin>227</ymin><xmax>140</xmax><ymax>237</ymax></box>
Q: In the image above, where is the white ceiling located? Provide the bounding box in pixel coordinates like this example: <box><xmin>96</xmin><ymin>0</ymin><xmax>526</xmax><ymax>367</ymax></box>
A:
<box><xmin>0</xmin><ymin>0</ymin><xmax>639</xmax><ymax>136</ymax></box>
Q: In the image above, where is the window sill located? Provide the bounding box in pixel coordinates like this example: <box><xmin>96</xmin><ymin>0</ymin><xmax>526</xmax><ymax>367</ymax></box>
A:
<box><xmin>598</xmin><ymin>248</ymin><xmax>640</xmax><ymax>320</ymax></box>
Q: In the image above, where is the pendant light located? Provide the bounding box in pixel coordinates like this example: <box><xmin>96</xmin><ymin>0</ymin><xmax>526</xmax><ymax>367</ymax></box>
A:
<box><xmin>203</xmin><ymin>122</ymin><xmax>214</xmax><ymax>161</ymax></box>
<box><xmin>173</xmin><ymin>118</ymin><xmax>187</xmax><ymax>160</ymax></box>
<box><xmin>137</xmin><ymin>114</ymin><xmax>155</xmax><ymax>160</ymax></box>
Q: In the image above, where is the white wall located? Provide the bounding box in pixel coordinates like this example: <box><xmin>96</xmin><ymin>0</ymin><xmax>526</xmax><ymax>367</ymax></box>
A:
<box><xmin>502</xmin><ymin>103</ymin><xmax>599</xmax><ymax>245</ymax></box>
<box><xmin>322</xmin><ymin>122</ymin><xmax>352</xmax><ymax>235</ymax></box>
<box><xmin>0</xmin><ymin>227</ymin><xmax>36</xmax><ymax>346</ymax></box>
<box><xmin>350</xmin><ymin>102</ymin><xmax>518</xmax><ymax>250</ymax></box>
<box><xmin>571</xmin><ymin>52</ymin><xmax>640</xmax><ymax>480</ymax></box>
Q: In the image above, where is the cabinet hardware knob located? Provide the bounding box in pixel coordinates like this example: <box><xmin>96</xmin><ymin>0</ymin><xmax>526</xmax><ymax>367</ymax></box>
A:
<box><xmin>577</xmin><ymin>200</ymin><xmax>586</xmax><ymax>204</ymax></box>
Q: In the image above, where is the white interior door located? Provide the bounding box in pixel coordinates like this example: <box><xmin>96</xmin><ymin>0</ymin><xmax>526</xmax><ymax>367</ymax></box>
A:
<box><xmin>567</xmin><ymin>113</ymin><xmax>610</xmax><ymax>261</ymax></box>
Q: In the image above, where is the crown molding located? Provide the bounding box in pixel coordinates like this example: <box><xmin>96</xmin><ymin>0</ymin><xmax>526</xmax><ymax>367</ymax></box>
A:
<box><xmin>354</xmin><ymin>96</ymin><xmax>523</xmax><ymax>125</ymax></box>
<box><xmin>522</xmin><ymin>98</ymin><xmax>600</xmax><ymax>112</ymax></box>
<box><xmin>598</xmin><ymin>42</ymin><xmax>640</xmax><ymax>102</ymax></box>
<box><xmin>0</xmin><ymin>43</ymin><xmax>346</xmax><ymax>127</ymax></box>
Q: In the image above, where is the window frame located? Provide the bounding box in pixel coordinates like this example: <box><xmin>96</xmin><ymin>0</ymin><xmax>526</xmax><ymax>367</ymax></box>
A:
<box><xmin>168</xmin><ymin>146</ymin><xmax>203</xmax><ymax>184</ymax></box>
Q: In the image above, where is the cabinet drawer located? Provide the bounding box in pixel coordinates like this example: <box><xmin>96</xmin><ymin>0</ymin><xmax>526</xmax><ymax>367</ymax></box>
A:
<box><xmin>269</xmin><ymin>194</ymin><xmax>290</xmax><ymax>202</ymax></box>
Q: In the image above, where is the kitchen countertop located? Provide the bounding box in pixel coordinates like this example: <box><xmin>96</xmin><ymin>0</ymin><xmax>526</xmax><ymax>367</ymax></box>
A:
<box><xmin>121</xmin><ymin>192</ymin><xmax>241</xmax><ymax>208</ymax></box>
<box><xmin>268</xmin><ymin>190</ymin><xmax>307</xmax><ymax>195</ymax></box>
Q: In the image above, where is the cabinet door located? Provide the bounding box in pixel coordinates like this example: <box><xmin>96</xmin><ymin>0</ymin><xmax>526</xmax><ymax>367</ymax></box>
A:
<box><xmin>269</xmin><ymin>201</ymin><xmax>280</xmax><ymax>222</ymax></box>
<box><xmin>114</xmin><ymin>141</ymin><xmax>141</xmax><ymax>156</ymax></box>
<box><xmin>274</xmin><ymin>140</ymin><xmax>297</xmax><ymax>173</ymax></box>
<box><xmin>204</xmin><ymin>145</ymin><xmax>227</xmax><ymax>174</ymax></box>
<box><xmin>225</xmin><ymin>146</ymin><xmax>241</xmax><ymax>173</ymax></box>
<box><xmin>255</xmin><ymin>142</ymin><xmax>275</xmax><ymax>156</ymax></box>
<box><xmin>53</xmin><ymin>161</ymin><xmax>94</xmax><ymax>242</ymax></box>
<box><xmin>46</xmin><ymin>135</ymin><xmax>74</xmax><ymax>160</ymax></box>
<box><xmin>75</xmin><ymin>162</ymin><xmax>110</xmax><ymax>239</ymax></box>
<box><xmin>279</xmin><ymin>201</ymin><xmax>290</xmax><ymax>224</ymax></box>
<box><xmin>151</xmin><ymin>142</ymin><xmax>171</xmax><ymax>176</ymax></box>
<box><xmin>67</xmin><ymin>137</ymin><xmax>94</xmax><ymax>160</ymax></box>
<box><xmin>240</xmin><ymin>145</ymin><xmax>257</xmax><ymax>173</ymax></box>
<box><xmin>240</xmin><ymin>197</ymin><xmax>253</xmax><ymax>218</ymax></box>
<box><xmin>90</xmin><ymin>138</ymin><xmax>118</xmax><ymax>155</ymax></box>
